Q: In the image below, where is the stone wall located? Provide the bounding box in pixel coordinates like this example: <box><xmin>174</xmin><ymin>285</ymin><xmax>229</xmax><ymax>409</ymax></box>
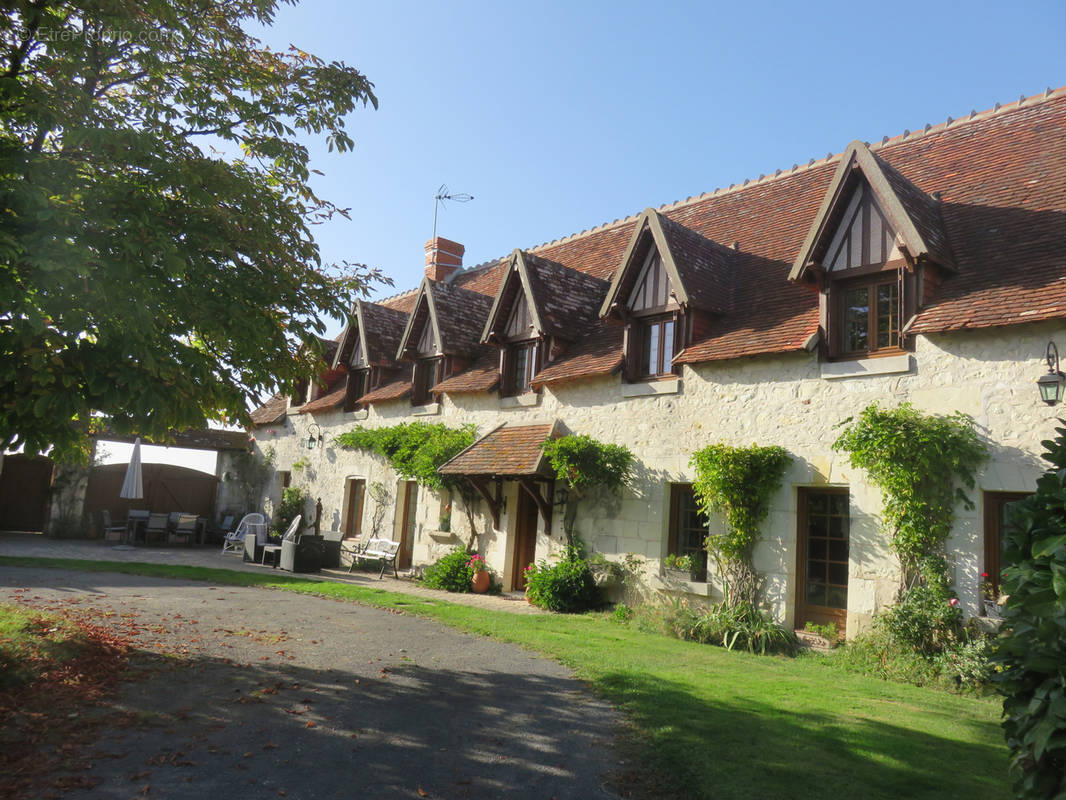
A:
<box><xmin>250</xmin><ymin>319</ymin><xmax>1065</xmax><ymax>632</ymax></box>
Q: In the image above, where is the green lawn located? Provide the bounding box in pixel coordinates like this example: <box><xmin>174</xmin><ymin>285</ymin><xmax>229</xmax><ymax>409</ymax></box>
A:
<box><xmin>0</xmin><ymin>556</ymin><xmax>1009</xmax><ymax>799</ymax></box>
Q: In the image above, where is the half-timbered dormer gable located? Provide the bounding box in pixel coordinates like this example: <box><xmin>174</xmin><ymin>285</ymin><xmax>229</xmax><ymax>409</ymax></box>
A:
<box><xmin>396</xmin><ymin>278</ymin><xmax>495</xmax><ymax>405</ymax></box>
<box><xmin>331</xmin><ymin>299</ymin><xmax>410</xmax><ymax>412</ymax></box>
<box><xmin>788</xmin><ymin>141</ymin><xmax>954</xmax><ymax>360</ymax></box>
<box><xmin>478</xmin><ymin>250</ymin><xmax>609</xmax><ymax>396</ymax></box>
<box><xmin>599</xmin><ymin>208</ymin><xmax>732</xmax><ymax>380</ymax></box>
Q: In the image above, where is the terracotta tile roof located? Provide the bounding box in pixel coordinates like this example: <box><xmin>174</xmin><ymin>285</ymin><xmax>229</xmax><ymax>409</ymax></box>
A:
<box><xmin>524</xmin><ymin>252</ymin><xmax>609</xmax><ymax>338</ymax></box>
<box><xmin>433</xmin><ymin>350</ymin><xmax>500</xmax><ymax>395</ymax></box>
<box><xmin>299</xmin><ymin>383</ymin><xmax>346</xmax><ymax>414</ymax></box>
<box><xmin>345</xmin><ymin>90</ymin><xmax>1066</xmax><ymax>392</ymax></box>
<box><xmin>657</xmin><ymin>214</ymin><xmax>734</xmax><ymax>312</ymax></box>
<box><xmin>432</xmin><ymin>281</ymin><xmax>496</xmax><ymax>356</ymax></box>
<box><xmin>358</xmin><ymin>377</ymin><xmax>411</xmax><ymax>405</ymax></box>
<box><xmin>531</xmin><ymin>320</ymin><xmax>624</xmax><ymax>387</ymax></box>
<box><xmin>438</xmin><ymin>423</ymin><xmax>556</xmax><ymax>477</ymax></box>
<box><xmin>249</xmin><ymin>393</ymin><xmax>287</xmax><ymax>426</ymax></box>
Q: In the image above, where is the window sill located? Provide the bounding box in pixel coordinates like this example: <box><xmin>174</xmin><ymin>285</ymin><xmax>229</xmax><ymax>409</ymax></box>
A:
<box><xmin>656</xmin><ymin>573</ymin><xmax>713</xmax><ymax>596</ymax></box>
<box><xmin>821</xmin><ymin>353</ymin><xmax>911</xmax><ymax>380</ymax></box>
<box><xmin>344</xmin><ymin>409</ymin><xmax>369</xmax><ymax>421</ymax></box>
<box><xmin>412</xmin><ymin>402</ymin><xmax>440</xmax><ymax>416</ymax></box>
<box><xmin>500</xmin><ymin>392</ymin><xmax>540</xmax><ymax>409</ymax></box>
<box><xmin>622</xmin><ymin>377</ymin><xmax>680</xmax><ymax>397</ymax></box>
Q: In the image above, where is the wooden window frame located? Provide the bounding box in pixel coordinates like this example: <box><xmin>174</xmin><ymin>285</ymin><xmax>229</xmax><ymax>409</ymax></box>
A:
<box><xmin>667</xmin><ymin>484</ymin><xmax>708</xmax><ymax>582</ymax></box>
<box><xmin>501</xmin><ymin>339</ymin><xmax>541</xmax><ymax>398</ymax></box>
<box><xmin>635</xmin><ymin>313</ymin><xmax>679</xmax><ymax>379</ymax></box>
<box><xmin>795</xmin><ymin>487</ymin><xmax>850</xmax><ymax>631</ymax></box>
<box><xmin>829</xmin><ymin>267</ymin><xmax>907</xmax><ymax>361</ymax></box>
<box><xmin>411</xmin><ymin>357</ymin><xmax>441</xmax><ymax>406</ymax></box>
<box><xmin>983</xmin><ymin>491</ymin><xmax>1031</xmax><ymax>596</ymax></box>
<box><xmin>343</xmin><ymin>368</ymin><xmax>371</xmax><ymax>413</ymax></box>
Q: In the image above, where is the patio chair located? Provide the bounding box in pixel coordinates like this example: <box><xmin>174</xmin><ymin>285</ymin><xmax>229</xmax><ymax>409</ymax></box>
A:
<box><xmin>169</xmin><ymin>514</ymin><xmax>198</xmax><ymax>546</ymax></box>
<box><xmin>242</xmin><ymin>518</ymin><xmax>272</xmax><ymax>563</ymax></box>
<box><xmin>223</xmin><ymin>513</ymin><xmax>265</xmax><ymax>555</ymax></box>
<box><xmin>281</xmin><ymin>517</ymin><xmax>325</xmax><ymax>573</ymax></box>
<box><xmin>143</xmin><ymin>513</ymin><xmax>169</xmax><ymax>545</ymax></box>
<box><xmin>206</xmin><ymin>514</ymin><xmax>236</xmax><ymax>546</ymax></box>
<box><xmin>100</xmin><ymin>510</ymin><xmax>127</xmax><ymax>542</ymax></box>
<box><xmin>262</xmin><ymin>515</ymin><xmax>301</xmax><ymax>568</ymax></box>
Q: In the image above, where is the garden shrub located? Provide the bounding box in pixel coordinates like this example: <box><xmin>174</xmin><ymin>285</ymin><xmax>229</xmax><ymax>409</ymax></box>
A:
<box><xmin>524</xmin><ymin>546</ymin><xmax>600</xmax><ymax>613</ymax></box>
<box><xmin>420</xmin><ymin>547</ymin><xmax>473</xmax><ymax>593</ymax></box>
<box><xmin>825</xmin><ymin>626</ymin><xmax>994</xmax><ymax>693</ymax></box>
<box><xmin>634</xmin><ymin>596</ymin><xmax>796</xmax><ymax>655</ymax></box>
<box><xmin>994</xmin><ymin>424</ymin><xmax>1066</xmax><ymax>798</ymax></box>
<box><xmin>273</xmin><ymin>485</ymin><xmax>307</xmax><ymax>536</ymax></box>
<box><xmin>877</xmin><ymin>584</ymin><xmax>963</xmax><ymax>655</ymax></box>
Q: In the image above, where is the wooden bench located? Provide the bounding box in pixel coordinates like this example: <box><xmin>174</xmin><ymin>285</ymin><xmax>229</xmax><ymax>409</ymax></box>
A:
<box><xmin>350</xmin><ymin>537</ymin><xmax>400</xmax><ymax>579</ymax></box>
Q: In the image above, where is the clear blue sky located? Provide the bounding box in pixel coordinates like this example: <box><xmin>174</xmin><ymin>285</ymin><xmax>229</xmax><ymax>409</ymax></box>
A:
<box><xmin>253</xmin><ymin>0</ymin><xmax>1066</xmax><ymax>337</ymax></box>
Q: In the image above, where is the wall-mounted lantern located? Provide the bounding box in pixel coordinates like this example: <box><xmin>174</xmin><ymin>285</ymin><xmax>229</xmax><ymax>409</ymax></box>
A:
<box><xmin>1037</xmin><ymin>342</ymin><xmax>1066</xmax><ymax>406</ymax></box>
<box><xmin>553</xmin><ymin>485</ymin><xmax>570</xmax><ymax>507</ymax></box>
<box><xmin>306</xmin><ymin>422</ymin><xmax>324</xmax><ymax>450</ymax></box>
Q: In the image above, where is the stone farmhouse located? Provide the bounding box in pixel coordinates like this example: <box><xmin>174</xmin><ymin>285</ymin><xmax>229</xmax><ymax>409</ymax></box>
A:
<box><xmin>239</xmin><ymin>88</ymin><xmax>1066</xmax><ymax>636</ymax></box>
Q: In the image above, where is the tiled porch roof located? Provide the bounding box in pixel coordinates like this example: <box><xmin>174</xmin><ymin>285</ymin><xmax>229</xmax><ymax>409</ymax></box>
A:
<box><xmin>438</xmin><ymin>423</ymin><xmax>557</xmax><ymax>477</ymax></box>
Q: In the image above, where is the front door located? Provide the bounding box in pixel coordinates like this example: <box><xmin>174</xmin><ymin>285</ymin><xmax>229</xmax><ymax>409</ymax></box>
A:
<box><xmin>511</xmin><ymin>488</ymin><xmax>539</xmax><ymax>591</ymax></box>
<box><xmin>795</xmin><ymin>488</ymin><xmax>850</xmax><ymax>634</ymax></box>
<box><xmin>398</xmin><ymin>481</ymin><xmax>418</xmax><ymax>569</ymax></box>
<box><xmin>343</xmin><ymin>478</ymin><xmax>365</xmax><ymax>540</ymax></box>
<box><xmin>983</xmin><ymin>491</ymin><xmax>1032</xmax><ymax>595</ymax></box>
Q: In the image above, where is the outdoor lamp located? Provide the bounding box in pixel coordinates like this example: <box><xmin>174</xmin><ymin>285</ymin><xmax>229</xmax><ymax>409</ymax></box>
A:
<box><xmin>1037</xmin><ymin>342</ymin><xmax>1066</xmax><ymax>406</ymax></box>
<box><xmin>306</xmin><ymin>422</ymin><xmax>323</xmax><ymax>450</ymax></box>
<box><xmin>553</xmin><ymin>486</ymin><xmax>570</xmax><ymax>507</ymax></box>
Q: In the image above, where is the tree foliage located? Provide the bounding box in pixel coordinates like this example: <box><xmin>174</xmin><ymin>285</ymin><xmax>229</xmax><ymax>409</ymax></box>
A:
<box><xmin>690</xmin><ymin>442</ymin><xmax>791</xmax><ymax>607</ymax></box>
<box><xmin>0</xmin><ymin>1</ymin><xmax>386</xmax><ymax>461</ymax></box>
<box><xmin>994</xmin><ymin>424</ymin><xmax>1066</xmax><ymax>798</ymax></box>
<box><xmin>833</xmin><ymin>403</ymin><xmax>987</xmax><ymax>589</ymax></box>
<box><xmin>334</xmin><ymin>423</ymin><xmax>476</xmax><ymax>492</ymax></box>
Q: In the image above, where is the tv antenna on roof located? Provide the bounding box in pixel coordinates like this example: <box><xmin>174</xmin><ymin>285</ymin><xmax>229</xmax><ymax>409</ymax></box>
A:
<box><xmin>433</xmin><ymin>184</ymin><xmax>474</xmax><ymax>238</ymax></box>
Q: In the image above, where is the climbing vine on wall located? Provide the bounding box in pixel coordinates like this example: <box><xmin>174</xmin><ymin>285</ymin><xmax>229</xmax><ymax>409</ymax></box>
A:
<box><xmin>833</xmin><ymin>403</ymin><xmax>988</xmax><ymax>592</ymax></box>
<box><xmin>541</xmin><ymin>434</ymin><xmax>635</xmax><ymax>545</ymax></box>
<box><xmin>690</xmin><ymin>442</ymin><xmax>792</xmax><ymax>608</ymax></box>
<box><xmin>335</xmin><ymin>423</ymin><xmax>476</xmax><ymax>490</ymax></box>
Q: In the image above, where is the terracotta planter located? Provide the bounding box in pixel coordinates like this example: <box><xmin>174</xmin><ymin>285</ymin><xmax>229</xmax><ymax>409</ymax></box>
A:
<box><xmin>471</xmin><ymin>570</ymin><xmax>490</xmax><ymax>594</ymax></box>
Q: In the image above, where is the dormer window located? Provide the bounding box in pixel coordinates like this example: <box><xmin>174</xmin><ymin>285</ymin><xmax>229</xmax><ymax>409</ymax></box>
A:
<box><xmin>627</xmin><ymin>249</ymin><xmax>680</xmax><ymax>379</ymax></box>
<box><xmin>823</xmin><ymin>184</ymin><xmax>905</xmax><ymax>360</ymax></box>
<box><xmin>343</xmin><ymin>368</ymin><xmax>371</xmax><ymax>412</ymax></box>
<box><xmin>499</xmin><ymin>292</ymin><xmax>541</xmax><ymax>397</ymax></box>
<box><xmin>411</xmin><ymin>322</ymin><xmax>442</xmax><ymax>406</ymax></box>
<box><xmin>789</xmin><ymin>142</ymin><xmax>955</xmax><ymax>364</ymax></box>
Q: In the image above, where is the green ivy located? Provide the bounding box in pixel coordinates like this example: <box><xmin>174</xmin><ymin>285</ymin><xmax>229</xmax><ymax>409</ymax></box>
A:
<box><xmin>540</xmin><ymin>434</ymin><xmax>634</xmax><ymax>495</ymax></box>
<box><xmin>993</xmin><ymin>424</ymin><xmax>1066</xmax><ymax>798</ymax></box>
<box><xmin>334</xmin><ymin>422</ymin><xmax>476</xmax><ymax>491</ymax></box>
<box><xmin>833</xmin><ymin>403</ymin><xmax>987</xmax><ymax>589</ymax></box>
<box><xmin>540</xmin><ymin>434</ymin><xmax>635</xmax><ymax>546</ymax></box>
<box><xmin>690</xmin><ymin>442</ymin><xmax>791</xmax><ymax>607</ymax></box>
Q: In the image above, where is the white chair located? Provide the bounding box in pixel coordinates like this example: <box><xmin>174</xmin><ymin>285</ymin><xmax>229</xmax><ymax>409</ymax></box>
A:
<box><xmin>223</xmin><ymin>513</ymin><xmax>266</xmax><ymax>555</ymax></box>
<box><xmin>263</xmin><ymin>515</ymin><xmax>301</xmax><ymax>568</ymax></box>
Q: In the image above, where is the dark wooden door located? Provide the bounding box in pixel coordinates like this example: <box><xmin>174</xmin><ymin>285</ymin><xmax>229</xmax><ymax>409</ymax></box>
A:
<box><xmin>398</xmin><ymin>481</ymin><xmax>418</xmax><ymax>569</ymax></box>
<box><xmin>795</xmin><ymin>488</ymin><xmax>850</xmax><ymax>634</ymax></box>
<box><xmin>511</xmin><ymin>488</ymin><xmax>539</xmax><ymax>591</ymax></box>
<box><xmin>343</xmin><ymin>478</ymin><xmax>365</xmax><ymax>540</ymax></box>
<box><xmin>0</xmin><ymin>455</ymin><xmax>54</xmax><ymax>531</ymax></box>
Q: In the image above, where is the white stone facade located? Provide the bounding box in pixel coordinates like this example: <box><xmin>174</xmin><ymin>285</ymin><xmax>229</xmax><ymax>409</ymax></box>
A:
<box><xmin>250</xmin><ymin>317</ymin><xmax>1064</xmax><ymax>635</ymax></box>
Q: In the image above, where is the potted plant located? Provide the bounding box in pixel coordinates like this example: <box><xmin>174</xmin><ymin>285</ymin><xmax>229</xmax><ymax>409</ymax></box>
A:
<box><xmin>469</xmin><ymin>554</ymin><xmax>490</xmax><ymax>593</ymax></box>
<box><xmin>663</xmin><ymin>552</ymin><xmax>696</xmax><ymax>581</ymax></box>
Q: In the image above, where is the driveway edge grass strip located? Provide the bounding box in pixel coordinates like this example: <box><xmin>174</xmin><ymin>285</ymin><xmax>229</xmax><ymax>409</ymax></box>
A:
<box><xmin>0</xmin><ymin>556</ymin><xmax>1010</xmax><ymax>800</ymax></box>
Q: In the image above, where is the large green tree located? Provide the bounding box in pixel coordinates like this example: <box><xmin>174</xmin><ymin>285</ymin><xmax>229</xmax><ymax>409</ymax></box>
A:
<box><xmin>0</xmin><ymin>1</ymin><xmax>384</xmax><ymax>461</ymax></box>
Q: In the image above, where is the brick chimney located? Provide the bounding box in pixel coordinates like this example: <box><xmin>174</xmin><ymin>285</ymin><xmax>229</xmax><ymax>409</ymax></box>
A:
<box><xmin>424</xmin><ymin>236</ymin><xmax>464</xmax><ymax>282</ymax></box>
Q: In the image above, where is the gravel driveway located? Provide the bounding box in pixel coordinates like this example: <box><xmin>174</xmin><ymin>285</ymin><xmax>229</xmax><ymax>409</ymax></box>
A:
<box><xmin>0</xmin><ymin>566</ymin><xmax>623</xmax><ymax>799</ymax></box>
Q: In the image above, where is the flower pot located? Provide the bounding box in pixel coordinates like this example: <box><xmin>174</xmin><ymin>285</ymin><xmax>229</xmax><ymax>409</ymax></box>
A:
<box><xmin>471</xmin><ymin>570</ymin><xmax>490</xmax><ymax>594</ymax></box>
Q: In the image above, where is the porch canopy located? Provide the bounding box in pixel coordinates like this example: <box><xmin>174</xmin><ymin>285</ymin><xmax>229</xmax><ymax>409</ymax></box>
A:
<box><xmin>438</xmin><ymin>422</ymin><xmax>560</xmax><ymax>529</ymax></box>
